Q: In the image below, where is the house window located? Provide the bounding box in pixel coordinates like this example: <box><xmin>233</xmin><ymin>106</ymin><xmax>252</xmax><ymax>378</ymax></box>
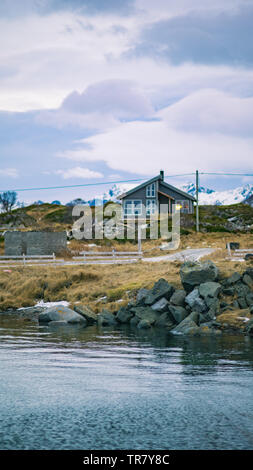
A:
<box><xmin>146</xmin><ymin>183</ymin><xmax>156</xmax><ymax>198</ymax></box>
<box><xmin>146</xmin><ymin>199</ymin><xmax>156</xmax><ymax>216</ymax></box>
<box><xmin>175</xmin><ymin>200</ymin><xmax>190</xmax><ymax>214</ymax></box>
<box><xmin>124</xmin><ymin>200</ymin><xmax>142</xmax><ymax>216</ymax></box>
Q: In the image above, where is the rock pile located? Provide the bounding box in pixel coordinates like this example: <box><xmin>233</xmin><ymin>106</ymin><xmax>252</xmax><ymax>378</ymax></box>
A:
<box><xmin>114</xmin><ymin>261</ymin><xmax>253</xmax><ymax>336</ymax></box>
<box><xmin>37</xmin><ymin>261</ymin><xmax>253</xmax><ymax>336</ymax></box>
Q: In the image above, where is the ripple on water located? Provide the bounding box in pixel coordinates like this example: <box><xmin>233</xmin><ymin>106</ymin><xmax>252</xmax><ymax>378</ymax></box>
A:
<box><xmin>1</xmin><ymin>321</ymin><xmax>253</xmax><ymax>450</ymax></box>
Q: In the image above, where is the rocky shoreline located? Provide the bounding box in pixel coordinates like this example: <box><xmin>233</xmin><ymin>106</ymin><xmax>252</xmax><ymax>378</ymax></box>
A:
<box><xmin>1</xmin><ymin>260</ymin><xmax>253</xmax><ymax>337</ymax></box>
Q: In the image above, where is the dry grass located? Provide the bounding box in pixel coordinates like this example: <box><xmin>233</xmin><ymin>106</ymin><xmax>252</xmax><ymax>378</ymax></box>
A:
<box><xmin>0</xmin><ymin>261</ymin><xmax>182</xmax><ymax>312</ymax></box>
<box><xmin>0</xmin><ymin>231</ymin><xmax>252</xmax><ymax>312</ymax></box>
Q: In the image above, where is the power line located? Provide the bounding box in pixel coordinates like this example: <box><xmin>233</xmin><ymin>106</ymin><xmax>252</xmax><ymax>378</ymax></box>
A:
<box><xmin>0</xmin><ymin>171</ymin><xmax>252</xmax><ymax>193</ymax></box>
<box><xmin>200</xmin><ymin>172</ymin><xmax>253</xmax><ymax>176</ymax></box>
<box><xmin>0</xmin><ymin>173</ymin><xmax>195</xmax><ymax>193</ymax></box>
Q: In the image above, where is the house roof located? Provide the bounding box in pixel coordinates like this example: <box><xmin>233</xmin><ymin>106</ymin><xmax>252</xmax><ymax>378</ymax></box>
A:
<box><xmin>118</xmin><ymin>174</ymin><xmax>196</xmax><ymax>201</ymax></box>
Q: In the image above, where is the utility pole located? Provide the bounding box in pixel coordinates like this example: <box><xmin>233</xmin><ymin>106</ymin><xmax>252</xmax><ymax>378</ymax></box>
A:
<box><xmin>196</xmin><ymin>170</ymin><xmax>199</xmax><ymax>232</ymax></box>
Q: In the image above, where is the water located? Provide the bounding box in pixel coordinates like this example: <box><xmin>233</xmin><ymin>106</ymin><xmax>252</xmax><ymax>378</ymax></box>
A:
<box><xmin>1</xmin><ymin>315</ymin><xmax>253</xmax><ymax>450</ymax></box>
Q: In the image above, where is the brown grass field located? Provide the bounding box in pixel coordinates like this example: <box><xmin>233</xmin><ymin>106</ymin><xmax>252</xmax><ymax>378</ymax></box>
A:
<box><xmin>0</xmin><ymin>232</ymin><xmax>252</xmax><ymax>312</ymax></box>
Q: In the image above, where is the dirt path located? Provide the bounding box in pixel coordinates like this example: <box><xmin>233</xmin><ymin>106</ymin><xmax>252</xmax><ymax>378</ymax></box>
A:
<box><xmin>142</xmin><ymin>248</ymin><xmax>216</xmax><ymax>263</ymax></box>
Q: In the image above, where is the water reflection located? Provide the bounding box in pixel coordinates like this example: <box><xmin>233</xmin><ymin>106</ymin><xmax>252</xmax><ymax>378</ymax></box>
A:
<box><xmin>1</xmin><ymin>314</ymin><xmax>253</xmax><ymax>450</ymax></box>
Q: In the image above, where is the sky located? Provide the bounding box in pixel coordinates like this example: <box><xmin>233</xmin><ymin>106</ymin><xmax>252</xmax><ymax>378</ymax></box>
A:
<box><xmin>0</xmin><ymin>0</ymin><xmax>253</xmax><ymax>204</ymax></box>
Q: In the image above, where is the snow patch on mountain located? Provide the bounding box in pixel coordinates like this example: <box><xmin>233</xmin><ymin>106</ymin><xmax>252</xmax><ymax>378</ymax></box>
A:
<box><xmin>179</xmin><ymin>182</ymin><xmax>253</xmax><ymax>205</ymax></box>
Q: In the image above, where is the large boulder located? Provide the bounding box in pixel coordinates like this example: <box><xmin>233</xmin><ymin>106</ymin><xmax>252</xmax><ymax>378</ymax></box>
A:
<box><xmin>198</xmin><ymin>282</ymin><xmax>221</xmax><ymax>300</ymax></box>
<box><xmin>130</xmin><ymin>306</ymin><xmax>159</xmax><ymax>325</ymax></box>
<box><xmin>151</xmin><ymin>297</ymin><xmax>169</xmax><ymax>313</ymax></box>
<box><xmin>168</xmin><ymin>305</ymin><xmax>188</xmax><ymax>324</ymax></box>
<box><xmin>154</xmin><ymin>313</ymin><xmax>174</xmax><ymax>329</ymax></box>
<box><xmin>136</xmin><ymin>288</ymin><xmax>150</xmax><ymax>305</ymax></box>
<box><xmin>243</xmin><ymin>274</ymin><xmax>253</xmax><ymax>289</ymax></box>
<box><xmin>170</xmin><ymin>289</ymin><xmax>186</xmax><ymax>306</ymax></box>
<box><xmin>180</xmin><ymin>261</ymin><xmax>219</xmax><ymax>293</ymax></box>
<box><xmin>39</xmin><ymin>306</ymin><xmax>87</xmax><ymax>325</ymax></box>
<box><xmin>74</xmin><ymin>305</ymin><xmax>98</xmax><ymax>324</ymax></box>
<box><xmin>97</xmin><ymin>310</ymin><xmax>117</xmax><ymax>326</ymax></box>
<box><xmin>171</xmin><ymin>316</ymin><xmax>200</xmax><ymax>335</ymax></box>
<box><xmin>116</xmin><ymin>306</ymin><xmax>133</xmax><ymax>324</ymax></box>
<box><xmin>226</xmin><ymin>272</ymin><xmax>241</xmax><ymax>285</ymax></box>
<box><xmin>137</xmin><ymin>319</ymin><xmax>152</xmax><ymax>329</ymax></box>
<box><xmin>185</xmin><ymin>289</ymin><xmax>207</xmax><ymax>313</ymax></box>
<box><xmin>144</xmin><ymin>279</ymin><xmax>174</xmax><ymax>305</ymax></box>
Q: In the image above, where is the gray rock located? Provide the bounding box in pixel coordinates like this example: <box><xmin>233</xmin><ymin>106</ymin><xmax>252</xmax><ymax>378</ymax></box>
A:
<box><xmin>234</xmin><ymin>282</ymin><xmax>251</xmax><ymax>298</ymax></box>
<box><xmin>246</xmin><ymin>293</ymin><xmax>253</xmax><ymax>307</ymax></box>
<box><xmin>97</xmin><ymin>310</ymin><xmax>117</xmax><ymax>326</ymax></box>
<box><xmin>171</xmin><ymin>316</ymin><xmax>199</xmax><ymax>335</ymax></box>
<box><xmin>116</xmin><ymin>306</ymin><xmax>133</xmax><ymax>324</ymax></box>
<box><xmin>48</xmin><ymin>321</ymin><xmax>68</xmax><ymax>327</ymax></box>
<box><xmin>74</xmin><ymin>305</ymin><xmax>98</xmax><ymax>324</ymax></box>
<box><xmin>243</xmin><ymin>274</ymin><xmax>253</xmax><ymax>289</ymax></box>
<box><xmin>188</xmin><ymin>311</ymin><xmax>200</xmax><ymax>324</ymax></box>
<box><xmin>130</xmin><ymin>306</ymin><xmax>158</xmax><ymax>325</ymax></box>
<box><xmin>144</xmin><ymin>279</ymin><xmax>174</xmax><ymax>305</ymax></box>
<box><xmin>168</xmin><ymin>305</ymin><xmax>188</xmax><ymax>324</ymax></box>
<box><xmin>185</xmin><ymin>289</ymin><xmax>207</xmax><ymax>313</ymax></box>
<box><xmin>222</xmin><ymin>287</ymin><xmax>235</xmax><ymax>296</ymax></box>
<box><xmin>226</xmin><ymin>272</ymin><xmax>241</xmax><ymax>285</ymax></box>
<box><xmin>180</xmin><ymin>261</ymin><xmax>219</xmax><ymax>293</ymax></box>
<box><xmin>237</xmin><ymin>297</ymin><xmax>248</xmax><ymax>309</ymax></box>
<box><xmin>130</xmin><ymin>316</ymin><xmax>139</xmax><ymax>327</ymax></box>
<box><xmin>170</xmin><ymin>289</ymin><xmax>186</xmax><ymax>306</ymax></box>
<box><xmin>39</xmin><ymin>306</ymin><xmax>87</xmax><ymax>325</ymax></box>
<box><xmin>154</xmin><ymin>312</ymin><xmax>174</xmax><ymax>329</ymax></box>
<box><xmin>199</xmin><ymin>282</ymin><xmax>221</xmax><ymax>300</ymax></box>
<box><xmin>151</xmin><ymin>297</ymin><xmax>169</xmax><ymax>313</ymax></box>
<box><xmin>233</xmin><ymin>300</ymin><xmax>240</xmax><ymax>309</ymax></box>
<box><xmin>137</xmin><ymin>319</ymin><xmax>152</xmax><ymax>329</ymax></box>
<box><xmin>136</xmin><ymin>288</ymin><xmax>149</xmax><ymax>305</ymax></box>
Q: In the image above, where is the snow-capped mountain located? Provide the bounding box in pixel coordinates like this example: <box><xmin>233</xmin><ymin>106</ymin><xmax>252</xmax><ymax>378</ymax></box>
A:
<box><xmin>87</xmin><ymin>182</ymin><xmax>253</xmax><ymax>206</ymax></box>
<box><xmin>179</xmin><ymin>182</ymin><xmax>253</xmax><ymax>205</ymax></box>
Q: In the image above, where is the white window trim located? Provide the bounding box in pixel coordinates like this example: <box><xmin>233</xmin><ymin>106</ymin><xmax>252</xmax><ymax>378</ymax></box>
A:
<box><xmin>146</xmin><ymin>183</ymin><xmax>156</xmax><ymax>198</ymax></box>
<box><xmin>146</xmin><ymin>199</ymin><xmax>157</xmax><ymax>215</ymax></box>
<box><xmin>124</xmin><ymin>199</ymin><xmax>143</xmax><ymax>216</ymax></box>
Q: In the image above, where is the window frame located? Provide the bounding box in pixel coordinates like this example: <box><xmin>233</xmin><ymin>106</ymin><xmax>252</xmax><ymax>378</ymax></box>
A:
<box><xmin>146</xmin><ymin>183</ymin><xmax>156</xmax><ymax>198</ymax></box>
<box><xmin>146</xmin><ymin>199</ymin><xmax>157</xmax><ymax>216</ymax></box>
<box><xmin>123</xmin><ymin>199</ymin><xmax>143</xmax><ymax>216</ymax></box>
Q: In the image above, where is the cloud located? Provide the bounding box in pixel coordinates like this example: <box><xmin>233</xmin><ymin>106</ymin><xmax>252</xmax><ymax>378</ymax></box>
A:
<box><xmin>57</xmin><ymin>118</ymin><xmax>253</xmax><ymax>176</ymax></box>
<box><xmin>132</xmin><ymin>4</ymin><xmax>253</xmax><ymax>66</ymax></box>
<box><xmin>62</xmin><ymin>80</ymin><xmax>154</xmax><ymax>119</ymax></box>
<box><xmin>0</xmin><ymin>168</ymin><xmax>19</xmax><ymax>178</ymax></box>
<box><xmin>56</xmin><ymin>167</ymin><xmax>103</xmax><ymax>179</ymax></box>
<box><xmin>159</xmin><ymin>89</ymin><xmax>253</xmax><ymax>137</ymax></box>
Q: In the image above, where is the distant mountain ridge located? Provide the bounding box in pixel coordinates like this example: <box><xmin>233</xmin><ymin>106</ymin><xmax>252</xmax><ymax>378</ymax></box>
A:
<box><xmin>31</xmin><ymin>182</ymin><xmax>253</xmax><ymax>207</ymax></box>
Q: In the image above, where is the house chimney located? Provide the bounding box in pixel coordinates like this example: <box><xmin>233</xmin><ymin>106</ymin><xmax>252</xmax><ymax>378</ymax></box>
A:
<box><xmin>160</xmin><ymin>170</ymin><xmax>164</xmax><ymax>181</ymax></box>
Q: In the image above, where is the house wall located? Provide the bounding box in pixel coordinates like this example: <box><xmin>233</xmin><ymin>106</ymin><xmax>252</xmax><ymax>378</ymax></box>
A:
<box><xmin>4</xmin><ymin>231</ymin><xmax>67</xmax><ymax>256</ymax></box>
<box><xmin>121</xmin><ymin>179</ymin><xmax>195</xmax><ymax>215</ymax></box>
<box><xmin>159</xmin><ymin>182</ymin><xmax>194</xmax><ymax>214</ymax></box>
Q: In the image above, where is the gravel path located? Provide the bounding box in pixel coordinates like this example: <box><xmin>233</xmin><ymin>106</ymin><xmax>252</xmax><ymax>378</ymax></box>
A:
<box><xmin>142</xmin><ymin>248</ymin><xmax>216</xmax><ymax>263</ymax></box>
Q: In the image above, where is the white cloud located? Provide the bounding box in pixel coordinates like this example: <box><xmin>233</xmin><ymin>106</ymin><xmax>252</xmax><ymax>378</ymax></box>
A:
<box><xmin>57</xmin><ymin>118</ymin><xmax>253</xmax><ymax>175</ymax></box>
<box><xmin>159</xmin><ymin>89</ymin><xmax>253</xmax><ymax>136</ymax></box>
<box><xmin>56</xmin><ymin>167</ymin><xmax>103</xmax><ymax>179</ymax></box>
<box><xmin>0</xmin><ymin>168</ymin><xmax>19</xmax><ymax>178</ymax></box>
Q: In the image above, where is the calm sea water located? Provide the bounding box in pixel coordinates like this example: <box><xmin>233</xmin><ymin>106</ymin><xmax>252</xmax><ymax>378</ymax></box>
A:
<box><xmin>1</xmin><ymin>315</ymin><xmax>253</xmax><ymax>450</ymax></box>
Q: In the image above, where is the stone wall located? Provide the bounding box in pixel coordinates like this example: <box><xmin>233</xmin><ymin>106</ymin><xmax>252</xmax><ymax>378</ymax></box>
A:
<box><xmin>4</xmin><ymin>231</ymin><xmax>67</xmax><ymax>256</ymax></box>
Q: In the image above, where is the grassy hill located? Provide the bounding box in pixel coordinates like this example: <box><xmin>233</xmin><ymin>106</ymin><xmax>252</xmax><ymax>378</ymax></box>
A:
<box><xmin>0</xmin><ymin>201</ymin><xmax>253</xmax><ymax>234</ymax></box>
